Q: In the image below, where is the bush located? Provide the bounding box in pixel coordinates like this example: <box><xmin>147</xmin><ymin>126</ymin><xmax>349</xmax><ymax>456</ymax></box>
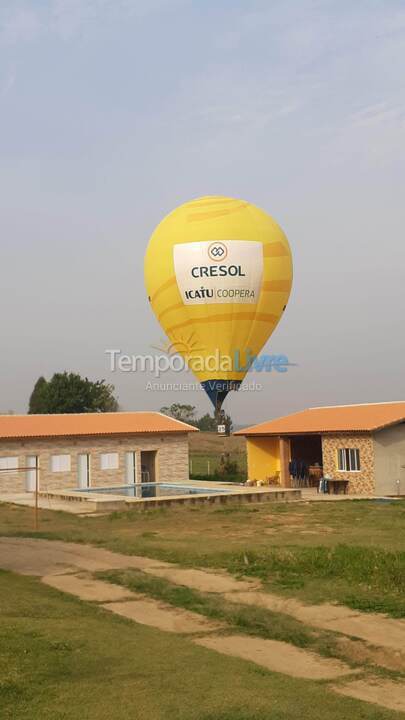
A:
<box><xmin>218</xmin><ymin>453</ymin><xmax>239</xmax><ymax>477</ymax></box>
<box><xmin>190</xmin><ymin>473</ymin><xmax>246</xmax><ymax>484</ymax></box>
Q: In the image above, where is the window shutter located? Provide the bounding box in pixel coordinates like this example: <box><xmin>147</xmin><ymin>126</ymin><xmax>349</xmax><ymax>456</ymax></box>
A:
<box><xmin>50</xmin><ymin>455</ymin><xmax>71</xmax><ymax>472</ymax></box>
<box><xmin>0</xmin><ymin>456</ymin><xmax>19</xmax><ymax>471</ymax></box>
<box><xmin>100</xmin><ymin>453</ymin><xmax>119</xmax><ymax>470</ymax></box>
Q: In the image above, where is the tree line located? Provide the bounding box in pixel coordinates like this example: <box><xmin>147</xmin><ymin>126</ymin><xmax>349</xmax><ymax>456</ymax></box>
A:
<box><xmin>160</xmin><ymin>403</ymin><xmax>233</xmax><ymax>432</ymax></box>
<box><xmin>27</xmin><ymin>375</ymin><xmax>231</xmax><ymax>431</ymax></box>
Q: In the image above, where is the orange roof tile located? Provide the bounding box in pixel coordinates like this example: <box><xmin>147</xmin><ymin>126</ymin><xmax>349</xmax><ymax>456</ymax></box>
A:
<box><xmin>235</xmin><ymin>402</ymin><xmax>405</xmax><ymax>436</ymax></box>
<box><xmin>0</xmin><ymin>412</ymin><xmax>198</xmax><ymax>440</ymax></box>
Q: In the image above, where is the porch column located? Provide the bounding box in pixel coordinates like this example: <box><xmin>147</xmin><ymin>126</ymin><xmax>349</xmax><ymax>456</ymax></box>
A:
<box><xmin>279</xmin><ymin>436</ymin><xmax>291</xmax><ymax>487</ymax></box>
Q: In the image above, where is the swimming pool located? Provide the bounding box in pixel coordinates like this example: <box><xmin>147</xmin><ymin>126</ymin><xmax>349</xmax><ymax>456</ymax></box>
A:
<box><xmin>76</xmin><ymin>483</ymin><xmax>232</xmax><ymax>499</ymax></box>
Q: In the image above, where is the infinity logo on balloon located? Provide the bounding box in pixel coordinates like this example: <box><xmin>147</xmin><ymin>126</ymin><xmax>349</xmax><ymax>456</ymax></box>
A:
<box><xmin>208</xmin><ymin>242</ymin><xmax>227</xmax><ymax>261</ymax></box>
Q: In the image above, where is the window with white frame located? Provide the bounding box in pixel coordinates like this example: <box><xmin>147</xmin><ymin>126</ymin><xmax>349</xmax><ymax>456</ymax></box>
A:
<box><xmin>337</xmin><ymin>448</ymin><xmax>360</xmax><ymax>472</ymax></box>
<box><xmin>100</xmin><ymin>452</ymin><xmax>119</xmax><ymax>470</ymax></box>
<box><xmin>0</xmin><ymin>456</ymin><xmax>19</xmax><ymax>471</ymax></box>
<box><xmin>50</xmin><ymin>454</ymin><xmax>71</xmax><ymax>472</ymax></box>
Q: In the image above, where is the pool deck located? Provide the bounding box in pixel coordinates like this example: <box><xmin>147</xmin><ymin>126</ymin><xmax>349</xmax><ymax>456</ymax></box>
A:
<box><xmin>0</xmin><ymin>481</ymin><xmax>301</xmax><ymax>514</ymax></box>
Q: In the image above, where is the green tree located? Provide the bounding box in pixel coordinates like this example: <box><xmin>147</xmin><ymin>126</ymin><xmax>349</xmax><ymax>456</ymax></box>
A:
<box><xmin>160</xmin><ymin>405</ymin><xmax>233</xmax><ymax>432</ymax></box>
<box><xmin>28</xmin><ymin>372</ymin><xmax>119</xmax><ymax>414</ymax></box>
<box><xmin>218</xmin><ymin>452</ymin><xmax>239</xmax><ymax>477</ymax></box>
<box><xmin>28</xmin><ymin>376</ymin><xmax>48</xmax><ymax>414</ymax></box>
<box><xmin>195</xmin><ymin>413</ymin><xmax>217</xmax><ymax>431</ymax></box>
<box><xmin>160</xmin><ymin>403</ymin><xmax>197</xmax><ymax>425</ymax></box>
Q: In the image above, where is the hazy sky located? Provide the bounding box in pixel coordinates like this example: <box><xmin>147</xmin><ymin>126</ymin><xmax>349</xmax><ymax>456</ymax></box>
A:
<box><xmin>1</xmin><ymin>0</ymin><xmax>404</xmax><ymax>424</ymax></box>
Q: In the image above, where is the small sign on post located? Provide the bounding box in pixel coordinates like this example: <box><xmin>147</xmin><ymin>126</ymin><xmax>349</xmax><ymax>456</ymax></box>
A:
<box><xmin>217</xmin><ymin>424</ymin><xmax>226</xmax><ymax>435</ymax></box>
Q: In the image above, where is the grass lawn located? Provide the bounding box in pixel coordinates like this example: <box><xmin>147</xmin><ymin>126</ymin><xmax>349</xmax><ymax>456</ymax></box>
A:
<box><xmin>1</xmin><ymin>498</ymin><xmax>405</xmax><ymax>617</ymax></box>
<box><xmin>0</xmin><ymin>569</ymin><xmax>400</xmax><ymax>720</ymax></box>
<box><xmin>189</xmin><ymin>432</ymin><xmax>247</xmax><ymax>475</ymax></box>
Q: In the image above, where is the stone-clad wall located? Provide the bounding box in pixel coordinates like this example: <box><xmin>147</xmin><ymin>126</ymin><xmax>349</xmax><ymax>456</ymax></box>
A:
<box><xmin>0</xmin><ymin>433</ymin><xmax>190</xmax><ymax>493</ymax></box>
<box><xmin>321</xmin><ymin>433</ymin><xmax>375</xmax><ymax>494</ymax></box>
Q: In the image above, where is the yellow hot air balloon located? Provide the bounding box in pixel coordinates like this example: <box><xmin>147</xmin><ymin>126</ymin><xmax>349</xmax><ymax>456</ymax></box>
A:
<box><xmin>144</xmin><ymin>196</ymin><xmax>293</xmax><ymax>415</ymax></box>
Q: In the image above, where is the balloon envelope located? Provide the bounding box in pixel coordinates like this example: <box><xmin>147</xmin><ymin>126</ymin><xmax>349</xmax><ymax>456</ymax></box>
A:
<box><xmin>144</xmin><ymin>196</ymin><xmax>293</xmax><ymax>410</ymax></box>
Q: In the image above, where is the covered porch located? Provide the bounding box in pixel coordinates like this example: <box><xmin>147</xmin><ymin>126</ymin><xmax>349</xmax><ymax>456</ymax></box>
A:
<box><xmin>245</xmin><ymin>433</ymin><xmax>323</xmax><ymax>488</ymax></box>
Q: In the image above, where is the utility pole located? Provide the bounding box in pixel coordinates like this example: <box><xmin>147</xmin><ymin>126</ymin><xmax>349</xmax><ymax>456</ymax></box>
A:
<box><xmin>35</xmin><ymin>458</ymin><xmax>39</xmax><ymax>532</ymax></box>
<box><xmin>0</xmin><ymin>461</ymin><xmax>40</xmax><ymax>531</ymax></box>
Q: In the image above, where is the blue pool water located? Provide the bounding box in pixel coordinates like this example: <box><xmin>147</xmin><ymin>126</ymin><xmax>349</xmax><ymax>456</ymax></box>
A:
<box><xmin>76</xmin><ymin>483</ymin><xmax>231</xmax><ymax>499</ymax></box>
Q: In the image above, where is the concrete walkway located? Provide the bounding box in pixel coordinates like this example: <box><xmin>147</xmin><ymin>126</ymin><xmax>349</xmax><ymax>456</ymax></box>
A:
<box><xmin>0</xmin><ymin>492</ymin><xmax>100</xmax><ymax>514</ymax></box>
<box><xmin>0</xmin><ymin>537</ymin><xmax>404</xmax><ymax>712</ymax></box>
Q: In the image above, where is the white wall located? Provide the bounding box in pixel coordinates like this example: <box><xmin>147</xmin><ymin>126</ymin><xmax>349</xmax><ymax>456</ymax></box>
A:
<box><xmin>373</xmin><ymin>424</ymin><xmax>405</xmax><ymax>496</ymax></box>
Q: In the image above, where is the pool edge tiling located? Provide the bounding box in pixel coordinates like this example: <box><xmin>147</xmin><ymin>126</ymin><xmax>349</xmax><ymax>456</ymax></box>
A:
<box><xmin>37</xmin><ymin>482</ymin><xmax>301</xmax><ymax>513</ymax></box>
<box><xmin>76</xmin><ymin>483</ymin><xmax>234</xmax><ymax>498</ymax></box>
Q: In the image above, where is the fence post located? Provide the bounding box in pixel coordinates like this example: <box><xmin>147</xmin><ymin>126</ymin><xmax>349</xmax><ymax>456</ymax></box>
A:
<box><xmin>35</xmin><ymin>459</ymin><xmax>39</xmax><ymax>531</ymax></box>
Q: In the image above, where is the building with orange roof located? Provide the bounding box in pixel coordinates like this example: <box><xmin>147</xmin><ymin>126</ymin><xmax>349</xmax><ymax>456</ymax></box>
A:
<box><xmin>235</xmin><ymin>402</ymin><xmax>405</xmax><ymax>495</ymax></box>
<box><xmin>0</xmin><ymin>412</ymin><xmax>197</xmax><ymax>494</ymax></box>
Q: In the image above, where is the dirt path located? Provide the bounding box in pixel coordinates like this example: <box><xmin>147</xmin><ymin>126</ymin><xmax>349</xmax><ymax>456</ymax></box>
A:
<box><xmin>42</xmin><ymin>572</ymin><xmax>222</xmax><ymax>632</ymax></box>
<box><xmin>2</xmin><ymin>537</ymin><xmax>405</xmax><ymax>651</ymax></box>
<box><xmin>42</xmin><ymin>572</ymin><xmax>137</xmax><ymax>602</ymax></box>
<box><xmin>332</xmin><ymin>678</ymin><xmax>405</xmax><ymax>714</ymax></box>
<box><xmin>195</xmin><ymin>635</ymin><xmax>356</xmax><ymax>680</ymax></box>
<box><xmin>102</xmin><ymin>598</ymin><xmax>224</xmax><ymax>634</ymax></box>
<box><xmin>142</xmin><ymin>565</ymin><xmax>259</xmax><ymax>593</ymax></box>
<box><xmin>0</xmin><ymin>537</ymin><xmax>173</xmax><ymax>575</ymax></box>
<box><xmin>224</xmin><ymin>591</ymin><xmax>405</xmax><ymax>654</ymax></box>
<box><xmin>2</xmin><ymin>537</ymin><xmax>405</xmax><ymax>649</ymax></box>
<box><xmin>1</xmin><ymin>537</ymin><xmax>404</xmax><ymax>713</ymax></box>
